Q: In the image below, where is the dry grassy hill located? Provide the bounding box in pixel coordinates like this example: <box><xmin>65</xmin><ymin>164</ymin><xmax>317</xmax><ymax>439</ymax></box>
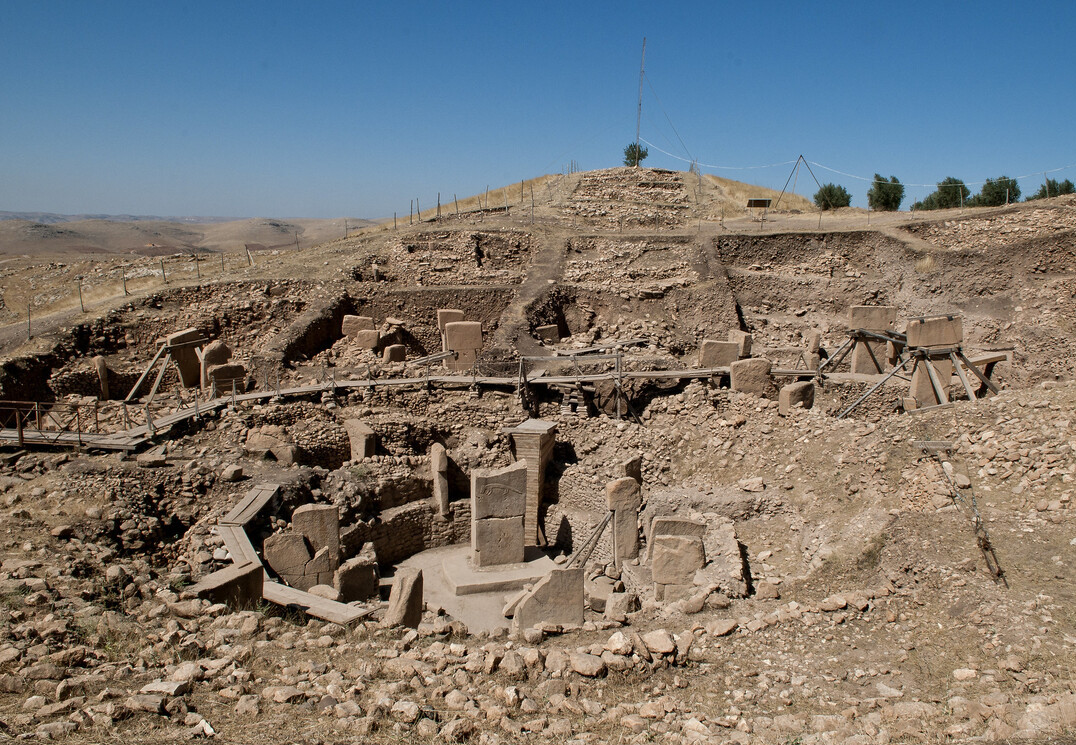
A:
<box><xmin>0</xmin><ymin>216</ymin><xmax>375</xmax><ymax>257</ymax></box>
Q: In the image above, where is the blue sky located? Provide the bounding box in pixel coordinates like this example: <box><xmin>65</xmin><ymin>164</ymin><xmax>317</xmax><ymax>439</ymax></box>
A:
<box><xmin>2</xmin><ymin>1</ymin><xmax>1074</xmax><ymax>218</ymax></box>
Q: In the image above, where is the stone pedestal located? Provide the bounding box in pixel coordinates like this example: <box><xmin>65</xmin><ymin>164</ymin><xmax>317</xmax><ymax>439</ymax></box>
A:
<box><xmin>471</xmin><ymin>461</ymin><xmax>528</xmax><ymax>567</ymax></box>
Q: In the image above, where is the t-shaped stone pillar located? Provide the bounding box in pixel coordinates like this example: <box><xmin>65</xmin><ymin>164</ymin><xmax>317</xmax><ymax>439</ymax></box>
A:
<box><xmin>606</xmin><ymin>477</ymin><xmax>642</xmax><ymax>565</ymax></box>
<box><xmin>504</xmin><ymin>419</ymin><xmax>557</xmax><ymax>545</ymax></box>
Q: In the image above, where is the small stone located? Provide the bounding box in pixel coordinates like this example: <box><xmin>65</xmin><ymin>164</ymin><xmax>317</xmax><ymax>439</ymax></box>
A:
<box><xmin>755</xmin><ymin>580</ymin><xmax>780</xmax><ymax>599</ymax></box>
<box><xmin>707</xmin><ymin>618</ymin><xmax>738</xmax><ymax>637</ymax></box>
<box><xmin>390</xmin><ymin>700</ymin><xmax>421</xmax><ymax>723</ymax></box>
<box><xmin>221</xmin><ymin>465</ymin><xmax>244</xmax><ymax>482</ymax></box>
<box><xmin>570</xmin><ymin>653</ymin><xmax>606</xmax><ymax>677</ymax></box>
<box><xmin>642</xmin><ymin>629</ymin><xmax>676</xmax><ymax>656</ymax></box>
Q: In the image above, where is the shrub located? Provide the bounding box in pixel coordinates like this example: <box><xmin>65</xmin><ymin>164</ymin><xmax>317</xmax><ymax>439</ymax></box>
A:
<box><xmin>813</xmin><ymin>183</ymin><xmax>851</xmax><ymax>210</ymax></box>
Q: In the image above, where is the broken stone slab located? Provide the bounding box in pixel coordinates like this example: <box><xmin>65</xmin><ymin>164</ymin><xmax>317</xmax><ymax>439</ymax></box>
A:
<box><xmin>136</xmin><ymin>451</ymin><xmax>167</xmax><ymax>468</ymax></box>
<box><xmin>263</xmin><ymin>533</ymin><xmax>311</xmax><ymax>585</ymax></box>
<box><xmin>535</xmin><ymin>324</ymin><xmax>561</xmax><ymax>343</ymax></box>
<box><xmin>308</xmin><ymin>584</ymin><xmax>341</xmax><ymax>601</ymax></box>
<box><xmin>220</xmin><ymin>464</ymin><xmax>243</xmax><ymax>482</ymax></box>
<box><xmin>343</xmin><ymin>419</ymin><xmax>376</xmax><ymax>460</ymax></box>
<box><xmin>291</xmin><ymin>503</ymin><xmax>340</xmax><ymax>571</ymax></box>
<box><xmin>341</xmin><ymin>315</ymin><xmax>375</xmax><ymax>337</ymax></box>
<box><xmin>701</xmin><ymin>518</ymin><xmax>748</xmax><ymax>598</ymax></box>
<box><xmin>334</xmin><ymin>543</ymin><xmax>379</xmax><ymax>602</ymax></box>
<box><xmin>779</xmin><ymin>381</ymin><xmax>815</xmax><ymax>416</ymax></box>
<box><xmin>698</xmin><ymin>339</ymin><xmax>739</xmax><ymax>367</ymax></box>
<box><xmin>645</xmin><ymin>516</ymin><xmax>706</xmax><ymax>561</ymax></box>
<box><xmin>207</xmin><ymin>363</ymin><xmax>246</xmax><ymax>390</ymax></box>
<box><xmin>651</xmin><ymin>534</ymin><xmax>706</xmax><ymax>586</ymax></box>
<box><xmin>512</xmin><ymin>566</ymin><xmax>584</xmax><ymax>632</ymax></box>
<box><xmin>604</xmin><ymin>591</ymin><xmax>639</xmax><ymax>623</ymax></box>
<box><xmin>618</xmin><ymin>454</ymin><xmax>642</xmax><ymax>482</ymax></box>
<box><xmin>382</xmin><ymin>344</ymin><xmax>406</xmax><ymax>362</ymax></box>
<box><xmin>352</xmin><ymin>329</ymin><xmax>380</xmax><ymax>350</ymax></box>
<box><xmin>201</xmin><ymin>339</ymin><xmax>232</xmax><ymax>366</ymax></box>
<box><xmin>730</xmin><ymin>358</ymin><xmax>775</xmax><ymax>398</ymax></box>
<box><xmin>382</xmin><ymin>568</ymin><xmax>423</xmax><ymax>628</ymax></box>
<box><xmin>727</xmin><ymin>329</ymin><xmax>752</xmax><ymax>357</ymax></box>
<box><xmin>181</xmin><ymin>561</ymin><xmax>263</xmax><ymax>609</ymax></box>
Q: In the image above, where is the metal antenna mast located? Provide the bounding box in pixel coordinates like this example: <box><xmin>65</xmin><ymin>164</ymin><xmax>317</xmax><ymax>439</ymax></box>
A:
<box><xmin>635</xmin><ymin>37</ymin><xmax>646</xmax><ymax>167</ymax></box>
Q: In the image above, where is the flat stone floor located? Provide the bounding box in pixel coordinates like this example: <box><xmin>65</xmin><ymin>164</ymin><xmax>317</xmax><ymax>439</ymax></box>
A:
<box><xmin>396</xmin><ymin>544</ymin><xmax>558</xmax><ymax>633</ymax></box>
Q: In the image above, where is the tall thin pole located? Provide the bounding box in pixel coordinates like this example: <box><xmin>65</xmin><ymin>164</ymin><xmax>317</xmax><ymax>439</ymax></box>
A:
<box><xmin>635</xmin><ymin>37</ymin><xmax>647</xmax><ymax>167</ymax></box>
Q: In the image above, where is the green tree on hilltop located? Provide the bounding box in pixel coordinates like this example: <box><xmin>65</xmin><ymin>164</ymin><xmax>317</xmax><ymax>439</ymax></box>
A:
<box><xmin>623</xmin><ymin>143</ymin><xmax>648</xmax><ymax>167</ymax></box>
<box><xmin>814</xmin><ymin>183</ymin><xmax>851</xmax><ymax>210</ymax></box>
<box><xmin>1027</xmin><ymin>178</ymin><xmax>1076</xmax><ymax>200</ymax></box>
<box><xmin>867</xmin><ymin>174</ymin><xmax>905</xmax><ymax>211</ymax></box>
<box><xmin>913</xmin><ymin>177</ymin><xmax>970</xmax><ymax>210</ymax></box>
<box><xmin>971</xmin><ymin>176</ymin><xmax>1020</xmax><ymax>207</ymax></box>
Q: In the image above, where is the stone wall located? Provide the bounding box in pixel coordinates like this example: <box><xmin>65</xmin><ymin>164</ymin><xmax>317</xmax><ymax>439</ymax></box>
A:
<box><xmin>342</xmin><ymin>499</ymin><xmax>471</xmax><ymax>566</ymax></box>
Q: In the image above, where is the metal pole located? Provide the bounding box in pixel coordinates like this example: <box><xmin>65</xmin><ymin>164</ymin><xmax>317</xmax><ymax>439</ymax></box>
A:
<box><xmin>27</xmin><ymin>305</ymin><xmax>31</xmax><ymax>340</ymax></box>
<box><xmin>195</xmin><ymin>255</ymin><xmax>200</xmax><ymax>279</ymax></box>
<box><xmin>78</xmin><ymin>279</ymin><xmax>85</xmax><ymax>312</ymax></box>
<box><xmin>122</xmin><ymin>267</ymin><xmax>128</xmax><ymax>296</ymax></box>
<box><xmin>161</xmin><ymin>259</ymin><xmax>166</xmax><ymax>283</ymax></box>
<box><xmin>635</xmin><ymin>37</ymin><xmax>646</xmax><ymax>167</ymax></box>
<box><xmin>221</xmin><ymin>253</ymin><xmax>225</xmax><ymax>273</ymax></box>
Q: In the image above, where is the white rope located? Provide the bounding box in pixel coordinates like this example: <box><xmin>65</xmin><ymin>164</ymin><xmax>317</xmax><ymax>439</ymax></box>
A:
<box><xmin>639</xmin><ymin>138</ymin><xmax>797</xmax><ymax>171</ymax></box>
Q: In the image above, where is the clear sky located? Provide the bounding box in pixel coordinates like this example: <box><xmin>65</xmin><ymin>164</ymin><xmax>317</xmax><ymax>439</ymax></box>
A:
<box><xmin>2</xmin><ymin>1</ymin><xmax>1075</xmax><ymax>218</ymax></box>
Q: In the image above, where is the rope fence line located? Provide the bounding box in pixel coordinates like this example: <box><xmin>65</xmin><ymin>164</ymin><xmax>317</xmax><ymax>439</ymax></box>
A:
<box><xmin>640</xmin><ymin>137</ymin><xmax>1076</xmax><ymax>191</ymax></box>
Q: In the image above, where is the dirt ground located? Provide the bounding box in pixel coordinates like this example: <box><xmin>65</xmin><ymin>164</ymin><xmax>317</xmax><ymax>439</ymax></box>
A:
<box><xmin>0</xmin><ymin>168</ymin><xmax>1074</xmax><ymax>744</ymax></box>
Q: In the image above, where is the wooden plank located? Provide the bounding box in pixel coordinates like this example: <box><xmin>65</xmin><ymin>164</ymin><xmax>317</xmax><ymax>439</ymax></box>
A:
<box><xmin>230</xmin><ymin>485</ymin><xmax>280</xmax><ymax>526</ymax></box>
<box><xmin>220</xmin><ymin>484</ymin><xmax>279</xmax><ymax>527</ymax></box>
<box><xmin>217</xmin><ymin>525</ymin><xmax>261</xmax><ymax>566</ymax></box>
<box><xmin>261</xmin><ymin>581</ymin><xmax>371</xmax><ymax>625</ymax></box>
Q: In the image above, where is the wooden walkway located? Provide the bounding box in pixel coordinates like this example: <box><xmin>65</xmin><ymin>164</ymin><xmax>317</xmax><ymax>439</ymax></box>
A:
<box><xmin>0</xmin><ymin>364</ymin><xmax>818</xmax><ymax>451</ymax></box>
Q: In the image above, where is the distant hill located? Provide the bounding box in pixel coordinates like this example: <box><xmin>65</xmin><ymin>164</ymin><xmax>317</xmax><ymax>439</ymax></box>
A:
<box><xmin>0</xmin><ymin>216</ymin><xmax>377</xmax><ymax>256</ymax></box>
<box><xmin>0</xmin><ymin>211</ymin><xmax>245</xmax><ymax>225</ymax></box>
